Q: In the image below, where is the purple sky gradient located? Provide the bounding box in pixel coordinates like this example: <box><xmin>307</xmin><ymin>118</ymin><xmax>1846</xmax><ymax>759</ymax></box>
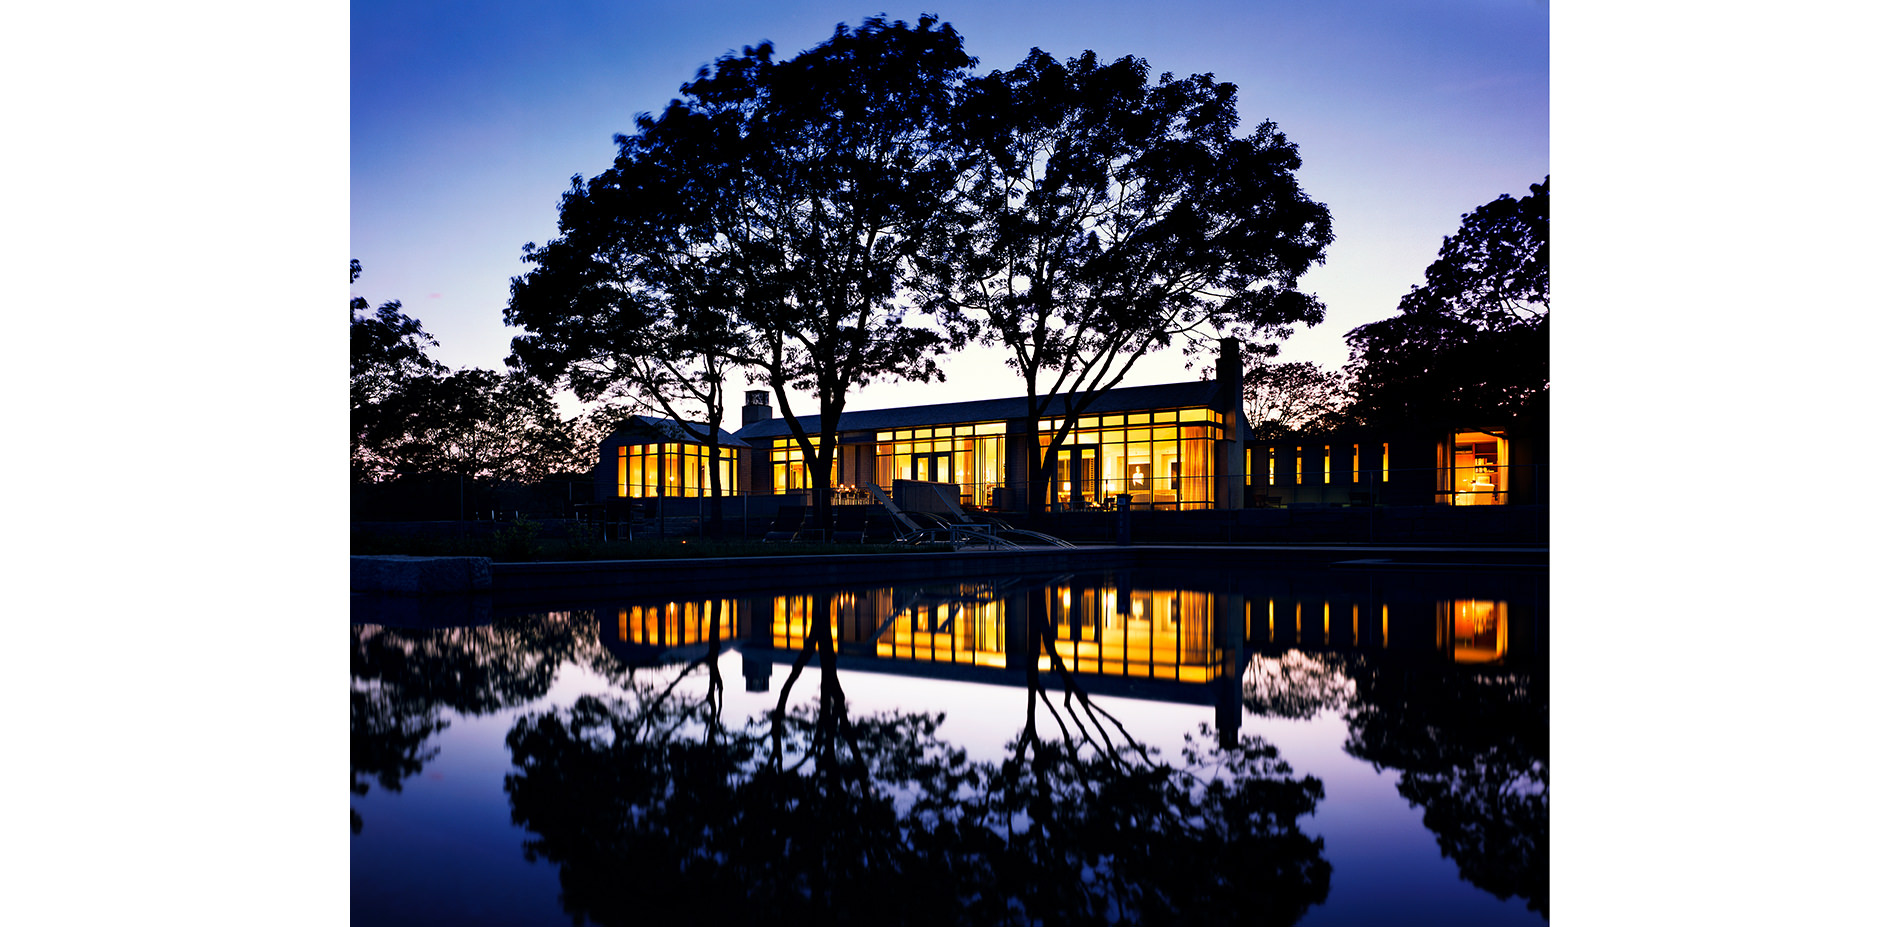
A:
<box><xmin>351</xmin><ymin>0</ymin><xmax>1549</xmax><ymax>422</ymax></box>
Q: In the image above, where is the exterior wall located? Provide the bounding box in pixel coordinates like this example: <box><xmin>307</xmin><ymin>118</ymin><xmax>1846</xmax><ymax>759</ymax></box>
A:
<box><xmin>1245</xmin><ymin>429</ymin><xmax>1540</xmax><ymax>508</ymax></box>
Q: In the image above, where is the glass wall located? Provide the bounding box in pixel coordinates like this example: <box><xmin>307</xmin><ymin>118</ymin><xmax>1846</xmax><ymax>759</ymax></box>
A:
<box><xmin>1036</xmin><ymin>408</ymin><xmax>1224</xmax><ymax>510</ymax></box>
<box><xmin>616</xmin><ymin>443</ymin><xmax>738</xmax><ymax>498</ymax></box>
<box><xmin>874</xmin><ymin>422</ymin><xmax>1007</xmax><ymax>508</ymax></box>
<box><xmin>769</xmin><ymin>440</ymin><xmax>842</xmax><ymax>494</ymax></box>
<box><xmin>1439</xmin><ymin>431</ymin><xmax>1509</xmax><ymax>506</ymax></box>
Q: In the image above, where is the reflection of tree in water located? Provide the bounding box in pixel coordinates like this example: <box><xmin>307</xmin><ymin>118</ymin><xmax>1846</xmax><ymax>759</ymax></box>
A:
<box><xmin>350</xmin><ymin>611</ymin><xmax>594</xmax><ymax>832</ymax></box>
<box><xmin>504</xmin><ymin>594</ymin><xmax>1331</xmax><ymax>925</ymax></box>
<box><xmin>1344</xmin><ymin>667</ymin><xmax>1548</xmax><ymax>918</ymax></box>
<box><xmin>1242</xmin><ymin>650</ymin><xmax>1358</xmax><ymax>720</ymax></box>
<box><xmin>1237</xmin><ymin>643</ymin><xmax>1548</xmax><ymax>917</ymax></box>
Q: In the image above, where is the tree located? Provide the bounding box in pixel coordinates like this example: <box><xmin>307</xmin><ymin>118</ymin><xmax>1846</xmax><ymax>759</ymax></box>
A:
<box><xmin>1344</xmin><ymin>179</ymin><xmax>1548</xmax><ymax>430</ymax></box>
<box><xmin>354</xmin><ymin>260</ymin><xmax>594</xmax><ymax>485</ymax></box>
<box><xmin>507</xmin><ymin>16</ymin><xmax>973</xmax><ymax>536</ymax></box>
<box><xmin>1239</xmin><ymin>357</ymin><xmax>1346</xmax><ymax>440</ymax></box>
<box><xmin>352</xmin><ymin>259</ymin><xmax>447</xmax><ymax>481</ymax></box>
<box><xmin>361</xmin><ymin>367</ymin><xmax>591</xmax><ymax>483</ymax></box>
<box><xmin>915</xmin><ymin>49</ymin><xmax>1333</xmax><ymax>511</ymax></box>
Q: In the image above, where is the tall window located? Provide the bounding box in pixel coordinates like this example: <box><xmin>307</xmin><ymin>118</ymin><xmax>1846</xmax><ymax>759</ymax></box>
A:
<box><xmin>1295</xmin><ymin>446</ymin><xmax>1304</xmax><ymax>484</ymax></box>
<box><xmin>617</xmin><ymin>443</ymin><xmax>736</xmax><ymax>497</ymax></box>
<box><xmin>771</xmin><ymin>440</ymin><xmax>839</xmax><ymax>493</ymax></box>
<box><xmin>1352</xmin><ymin>444</ymin><xmax>1361</xmax><ymax>483</ymax></box>
<box><xmin>1037</xmin><ymin>407</ymin><xmax>1223</xmax><ymax>509</ymax></box>
<box><xmin>1323</xmin><ymin>445</ymin><xmax>1332</xmax><ymax>483</ymax></box>
<box><xmin>1382</xmin><ymin>443</ymin><xmax>1390</xmax><ymax>482</ymax></box>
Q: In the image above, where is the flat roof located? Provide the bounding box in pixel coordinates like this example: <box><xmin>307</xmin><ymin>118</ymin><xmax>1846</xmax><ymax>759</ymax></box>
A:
<box><xmin>734</xmin><ymin>380</ymin><xmax>1225</xmax><ymax>441</ymax></box>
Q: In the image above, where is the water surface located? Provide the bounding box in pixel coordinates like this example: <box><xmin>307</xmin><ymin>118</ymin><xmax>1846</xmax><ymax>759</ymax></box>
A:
<box><xmin>352</xmin><ymin>566</ymin><xmax>1546</xmax><ymax>925</ymax></box>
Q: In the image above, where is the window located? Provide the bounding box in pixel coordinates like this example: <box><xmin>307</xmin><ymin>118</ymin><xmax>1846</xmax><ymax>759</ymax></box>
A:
<box><xmin>1440</xmin><ymin>431</ymin><xmax>1509</xmax><ymax>505</ymax></box>
<box><xmin>618</xmin><ymin>442</ymin><xmax>736</xmax><ymax>498</ymax></box>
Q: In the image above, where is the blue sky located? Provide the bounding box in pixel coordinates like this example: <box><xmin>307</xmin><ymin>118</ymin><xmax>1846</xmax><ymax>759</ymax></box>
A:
<box><xmin>350</xmin><ymin>0</ymin><xmax>1550</xmax><ymax>420</ymax></box>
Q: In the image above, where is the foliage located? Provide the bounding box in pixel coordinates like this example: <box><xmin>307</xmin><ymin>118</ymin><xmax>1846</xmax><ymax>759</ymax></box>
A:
<box><xmin>353</xmin><ymin>260</ymin><xmax>599</xmax><ymax>484</ymax></box>
<box><xmin>916</xmin><ymin>48</ymin><xmax>1333</xmax><ymax>509</ymax></box>
<box><xmin>508</xmin><ymin>16</ymin><xmax>973</xmax><ymax>536</ymax></box>
<box><xmin>1344</xmin><ymin>179</ymin><xmax>1549</xmax><ymax>430</ymax></box>
<box><xmin>493</xmin><ymin>516</ymin><xmax>543</xmax><ymax>561</ymax></box>
<box><xmin>1239</xmin><ymin>357</ymin><xmax>1347</xmax><ymax>439</ymax></box>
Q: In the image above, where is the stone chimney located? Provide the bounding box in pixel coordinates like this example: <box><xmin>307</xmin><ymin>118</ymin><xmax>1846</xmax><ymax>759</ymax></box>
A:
<box><xmin>741</xmin><ymin>389</ymin><xmax>773</xmax><ymax>425</ymax></box>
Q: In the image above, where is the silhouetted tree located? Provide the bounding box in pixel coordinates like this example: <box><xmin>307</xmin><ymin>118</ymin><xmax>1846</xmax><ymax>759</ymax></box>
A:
<box><xmin>351</xmin><ymin>260</ymin><xmax>447</xmax><ymax>481</ymax></box>
<box><xmin>508</xmin><ymin>16</ymin><xmax>972</xmax><ymax>536</ymax></box>
<box><xmin>507</xmin><ymin>126</ymin><xmax>746</xmax><ymax>530</ymax></box>
<box><xmin>916</xmin><ymin>49</ymin><xmax>1333</xmax><ymax>511</ymax></box>
<box><xmin>353</xmin><ymin>259</ymin><xmax>596</xmax><ymax>484</ymax></box>
<box><xmin>1344</xmin><ymin>179</ymin><xmax>1548</xmax><ymax>431</ymax></box>
<box><xmin>1239</xmin><ymin>358</ymin><xmax>1347</xmax><ymax>440</ymax></box>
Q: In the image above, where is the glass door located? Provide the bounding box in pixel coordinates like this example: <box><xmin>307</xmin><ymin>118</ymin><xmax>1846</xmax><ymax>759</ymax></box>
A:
<box><xmin>1055</xmin><ymin>446</ymin><xmax>1099</xmax><ymax>510</ymax></box>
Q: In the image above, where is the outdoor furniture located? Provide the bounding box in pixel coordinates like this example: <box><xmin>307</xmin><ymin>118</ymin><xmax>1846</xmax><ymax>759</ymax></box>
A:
<box><xmin>762</xmin><ymin>505</ymin><xmax>805</xmax><ymax>543</ymax></box>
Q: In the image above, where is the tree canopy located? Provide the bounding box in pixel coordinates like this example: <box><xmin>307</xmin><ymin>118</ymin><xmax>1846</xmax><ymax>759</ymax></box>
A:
<box><xmin>507</xmin><ymin>21</ymin><xmax>1334</xmax><ymax>516</ymax></box>
<box><xmin>353</xmin><ymin>260</ymin><xmax>599</xmax><ymax>483</ymax></box>
<box><xmin>1344</xmin><ymin>179</ymin><xmax>1549</xmax><ymax>431</ymax></box>
<box><xmin>508</xmin><ymin>15</ymin><xmax>973</xmax><ymax>530</ymax></box>
<box><xmin>916</xmin><ymin>48</ymin><xmax>1333</xmax><ymax>509</ymax></box>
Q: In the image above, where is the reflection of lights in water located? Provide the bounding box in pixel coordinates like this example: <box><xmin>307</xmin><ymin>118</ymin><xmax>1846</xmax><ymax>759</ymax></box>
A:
<box><xmin>1443</xmin><ymin>600</ymin><xmax>1508</xmax><ymax>663</ymax></box>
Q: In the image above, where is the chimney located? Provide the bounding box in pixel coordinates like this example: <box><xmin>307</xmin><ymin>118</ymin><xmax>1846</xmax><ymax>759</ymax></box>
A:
<box><xmin>1216</xmin><ymin>337</ymin><xmax>1242</xmax><ymax>391</ymax></box>
<box><xmin>741</xmin><ymin>389</ymin><xmax>773</xmax><ymax>425</ymax></box>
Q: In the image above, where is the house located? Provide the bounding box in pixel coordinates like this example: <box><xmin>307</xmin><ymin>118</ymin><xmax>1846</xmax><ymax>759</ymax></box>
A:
<box><xmin>594</xmin><ymin>338</ymin><xmax>1544</xmax><ymax>513</ymax></box>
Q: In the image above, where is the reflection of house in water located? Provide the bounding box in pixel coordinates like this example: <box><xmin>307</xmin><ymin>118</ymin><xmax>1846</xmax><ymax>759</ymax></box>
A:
<box><xmin>594</xmin><ymin>569</ymin><xmax>1545</xmax><ymax>741</ymax></box>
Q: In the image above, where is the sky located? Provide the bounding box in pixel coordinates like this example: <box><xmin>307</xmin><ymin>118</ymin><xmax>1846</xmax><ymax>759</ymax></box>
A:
<box><xmin>350</xmin><ymin>0</ymin><xmax>1550</xmax><ymax>424</ymax></box>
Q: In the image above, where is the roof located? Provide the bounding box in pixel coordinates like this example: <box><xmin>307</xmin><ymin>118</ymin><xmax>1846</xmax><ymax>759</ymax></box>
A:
<box><xmin>609</xmin><ymin>415</ymin><xmax>749</xmax><ymax>447</ymax></box>
<box><xmin>734</xmin><ymin>380</ymin><xmax>1226</xmax><ymax>441</ymax></box>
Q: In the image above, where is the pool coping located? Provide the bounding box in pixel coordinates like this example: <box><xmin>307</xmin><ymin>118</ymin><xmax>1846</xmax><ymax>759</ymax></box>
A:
<box><xmin>352</xmin><ymin>543</ymin><xmax>1546</xmax><ymax>600</ymax></box>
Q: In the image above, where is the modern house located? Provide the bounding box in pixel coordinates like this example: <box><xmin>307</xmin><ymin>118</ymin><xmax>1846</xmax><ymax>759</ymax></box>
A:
<box><xmin>593</xmin><ymin>337</ymin><xmax>1544</xmax><ymax>513</ymax></box>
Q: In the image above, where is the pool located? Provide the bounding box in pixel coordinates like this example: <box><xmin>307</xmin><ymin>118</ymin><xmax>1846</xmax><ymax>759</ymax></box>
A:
<box><xmin>352</xmin><ymin>565</ymin><xmax>1547</xmax><ymax>925</ymax></box>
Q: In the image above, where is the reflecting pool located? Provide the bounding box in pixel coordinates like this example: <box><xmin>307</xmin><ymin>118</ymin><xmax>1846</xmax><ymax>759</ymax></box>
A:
<box><xmin>352</xmin><ymin>566</ymin><xmax>1547</xmax><ymax>925</ymax></box>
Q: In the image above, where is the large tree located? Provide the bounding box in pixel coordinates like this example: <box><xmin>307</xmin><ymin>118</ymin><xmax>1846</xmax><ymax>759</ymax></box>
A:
<box><xmin>915</xmin><ymin>49</ymin><xmax>1334</xmax><ymax>511</ymax></box>
<box><xmin>507</xmin><ymin>16</ymin><xmax>973</xmax><ymax>536</ymax></box>
<box><xmin>1344</xmin><ymin>178</ymin><xmax>1549</xmax><ymax>430</ymax></box>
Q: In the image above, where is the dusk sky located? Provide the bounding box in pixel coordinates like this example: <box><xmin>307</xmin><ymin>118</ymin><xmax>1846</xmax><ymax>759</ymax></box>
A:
<box><xmin>351</xmin><ymin>0</ymin><xmax>1549</xmax><ymax>422</ymax></box>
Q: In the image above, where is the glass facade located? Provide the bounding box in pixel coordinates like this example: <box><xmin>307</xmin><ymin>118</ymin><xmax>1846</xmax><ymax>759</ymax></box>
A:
<box><xmin>874</xmin><ymin>421</ymin><xmax>1007</xmax><ymax>508</ymax></box>
<box><xmin>1038</xmin><ymin>408</ymin><xmax>1224</xmax><ymax>510</ymax></box>
<box><xmin>616</xmin><ymin>442</ymin><xmax>738</xmax><ymax>498</ymax></box>
<box><xmin>769</xmin><ymin>440</ymin><xmax>841</xmax><ymax>493</ymax></box>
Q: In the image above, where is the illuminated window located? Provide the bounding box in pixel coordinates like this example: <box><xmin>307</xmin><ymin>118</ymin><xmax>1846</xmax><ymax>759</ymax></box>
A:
<box><xmin>1324</xmin><ymin>445</ymin><xmax>1332</xmax><ymax>484</ymax></box>
<box><xmin>1295</xmin><ymin>446</ymin><xmax>1304</xmax><ymax>484</ymax></box>
<box><xmin>1441</xmin><ymin>431</ymin><xmax>1509</xmax><ymax>506</ymax></box>
<box><xmin>1382</xmin><ymin>443</ymin><xmax>1390</xmax><ymax>482</ymax></box>
<box><xmin>1352</xmin><ymin>444</ymin><xmax>1361</xmax><ymax>483</ymax></box>
<box><xmin>618</xmin><ymin>442</ymin><xmax>736</xmax><ymax>498</ymax></box>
